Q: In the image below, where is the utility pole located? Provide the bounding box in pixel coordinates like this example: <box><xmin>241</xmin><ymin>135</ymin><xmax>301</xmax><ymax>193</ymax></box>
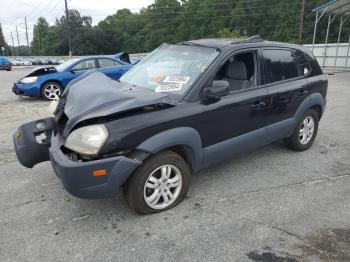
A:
<box><xmin>299</xmin><ymin>0</ymin><xmax>305</xmax><ymax>44</ymax></box>
<box><xmin>64</xmin><ymin>0</ymin><xmax>72</xmax><ymax>58</ymax></box>
<box><xmin>25</xmin><ymin>16</ymin><xmax>30</xmax><ymax>54</ymax></box>
<box><xmin>15</xmin><ymin>26</ymin><xmax>21</xmax><ymax>56</ymax></box>
<box><xmin>11</xmin><ymin>32</ymin><xmax>16</xmax><ymax>56</ymax></box>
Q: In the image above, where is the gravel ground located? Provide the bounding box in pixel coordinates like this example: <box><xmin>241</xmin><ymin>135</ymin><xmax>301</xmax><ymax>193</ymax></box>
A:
<box><xmin>0</xmin><ymin>69</ymin><xmax>349</xmax><ymax>262</ymax></box>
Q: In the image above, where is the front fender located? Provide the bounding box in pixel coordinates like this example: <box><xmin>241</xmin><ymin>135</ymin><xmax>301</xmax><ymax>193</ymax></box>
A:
<box><xmin>136</xmin><ymin>127</ymin><xmax>203</xmax><ymax>172</ymax></box>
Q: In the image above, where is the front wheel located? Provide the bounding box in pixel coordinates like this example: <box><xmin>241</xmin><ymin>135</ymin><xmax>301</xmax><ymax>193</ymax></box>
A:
<box><xmin>284</xmin><ymin>109</ymin><xmax>319</xmax><ymax>151</ymax></box>
<box><xmin>41</xmin><ymin>82</ymin><xmax>63</xmax><ymax>101</ymax></box>
<box><xmin>124</xmin><ymin>150</ymin><xmax>190</xmax><ymax>214</ymax></box>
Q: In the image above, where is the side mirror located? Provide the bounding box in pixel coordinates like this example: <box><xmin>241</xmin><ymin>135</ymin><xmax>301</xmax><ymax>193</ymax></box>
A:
<box><xmin>204</xmin><ymin>80</ymin><xmax>230</xmax><ymax>101</ymax></box>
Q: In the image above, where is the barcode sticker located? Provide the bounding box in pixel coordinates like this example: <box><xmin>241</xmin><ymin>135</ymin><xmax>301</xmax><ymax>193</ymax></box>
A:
<box><xmin>155</xmin><ymin>83</ymin><xmax>182</xmax><ymax>92</ymax></box>
<box><xmin>163</xmin><ymin>75</ymin><xmax>190</xmax><ymax>84</ymax></box>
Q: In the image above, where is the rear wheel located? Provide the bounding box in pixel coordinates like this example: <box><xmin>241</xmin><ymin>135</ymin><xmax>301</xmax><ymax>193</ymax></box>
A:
<box><xmin>41</xmin><ymin>82</ymin><xmax>63</xmax><ymax>101</ymax></box>
<box><xmin>124</xmin><ymin>150</ymin><xmax>190</xmax><ymax>214</ymax></box>
<box><xmin>284</xmin><ymin>109</ymin><xmax>319</xmax><ymax>151</ymax></box>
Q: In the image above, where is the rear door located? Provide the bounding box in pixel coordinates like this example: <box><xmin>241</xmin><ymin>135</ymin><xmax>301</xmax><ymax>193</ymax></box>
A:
<box><xmin>262</xmin><ymin>48</ymin><xmax>310</xmax><ymax>142</ymax></box>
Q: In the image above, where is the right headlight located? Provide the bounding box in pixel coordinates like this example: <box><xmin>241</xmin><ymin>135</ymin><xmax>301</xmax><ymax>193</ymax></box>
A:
<box><xmin>65</xmin><ymin>125</ymin><xmax>109</xmax><ymax>156</ymax></box>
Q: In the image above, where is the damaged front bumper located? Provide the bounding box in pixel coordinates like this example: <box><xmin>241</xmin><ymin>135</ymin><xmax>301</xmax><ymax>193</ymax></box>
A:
<box><xmin>13</xmin><ymin>118</ymin><xmax>142</xmax><ymax>198</ymax></box>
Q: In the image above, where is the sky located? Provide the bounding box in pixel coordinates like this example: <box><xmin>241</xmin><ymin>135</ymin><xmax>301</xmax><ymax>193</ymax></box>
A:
<box><xmin>0</xmin><ymin>0</ymin><xmax>154</xmax><ymax>46</ymax></box>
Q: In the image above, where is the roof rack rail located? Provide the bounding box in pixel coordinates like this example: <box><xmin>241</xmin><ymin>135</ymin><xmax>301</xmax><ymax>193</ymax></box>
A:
<box><xmin>232</xmin><ymin>35</ymin><xmax>264</xmax><ymax>44</ymax></box>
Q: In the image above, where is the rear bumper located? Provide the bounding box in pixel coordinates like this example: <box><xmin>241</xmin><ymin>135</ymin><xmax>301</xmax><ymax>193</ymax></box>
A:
<box><xmin>49</xmin><ymin>134</ymin><xmax>141</xmax><ymax>198</ymax></box>
<box><xmin>12</xmin><ymin>82</ymin><xmax>41</xmax><ymax>97</ymax></box>
<box><xmin>0</xmin><ymin>64</ymin><xmax>11</xmax><ymax>70</ymax></box>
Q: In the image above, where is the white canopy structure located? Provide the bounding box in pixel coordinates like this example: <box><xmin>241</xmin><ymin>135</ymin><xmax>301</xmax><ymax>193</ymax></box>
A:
<box><xmin>312</xmin><ymin>0</ymin><xmax>350</xmax><ymax>72</ymax></box>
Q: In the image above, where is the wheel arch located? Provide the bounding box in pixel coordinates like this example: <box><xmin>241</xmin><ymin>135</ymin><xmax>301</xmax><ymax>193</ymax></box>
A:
<box><xmin>295</xmin><ymin>92</ymin><xmax>325</xmax><ymax>123</ymax></box>
<box><xmin>310</xmin><ymin>104</ymin><xmax>323</xmax><ymax>121</ymax></box>
<box><xmin>135</xmin><ymin>127</ymin><xmax>203</xmax><ymax>173</ymax></box>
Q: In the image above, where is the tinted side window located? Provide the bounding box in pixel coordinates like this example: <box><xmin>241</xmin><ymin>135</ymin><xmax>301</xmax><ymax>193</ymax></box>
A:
<box><xmin>293</xmin><ymin>50</ymin><xmax>311</xmax><ymax>76</ymax></box>
<box><xmin>262</xmin><ymin>49</ymin><xmax>299</xmax><ymax>84</ymax></box>
<box><xmin>98</xmin><ymin>58</ymin><xmax>122</xmax><ymax>68</ymax></box>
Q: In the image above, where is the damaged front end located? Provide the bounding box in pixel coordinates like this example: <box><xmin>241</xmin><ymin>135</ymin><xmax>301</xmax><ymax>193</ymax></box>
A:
<box><xmin>12</xmin><ymin>71</ymin><xmax>175</xmax><ymax>198</ymax></box>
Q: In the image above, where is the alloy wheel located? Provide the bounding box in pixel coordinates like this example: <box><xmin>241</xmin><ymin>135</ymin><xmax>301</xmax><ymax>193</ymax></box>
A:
<box><xmin>143</xmin><ymin>164</ymin><xmax>183</xmax><ymax>210</ymax></box>
<box><xmin>299</xmin><ymin>116</ymin><xmax>315</xmax><ymax>145</ymax></box>
<box><xmin>44</xmin><ymin>84</ymin><xmax>61</xmax><ymax>100</ymax></box>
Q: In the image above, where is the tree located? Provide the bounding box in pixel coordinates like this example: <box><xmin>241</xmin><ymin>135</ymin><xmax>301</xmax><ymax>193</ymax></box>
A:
<box><xmin>0</xmin><ymin>23</ymin><xmax>10</xmax><ymax>55</ymax></box>
<box><xmin>31</xmin><ymin>17</ymin><xmax>49</xmax><ymax>55</ymax></box>
<box><xmin>30</xmin><ymin>0</ymin><xmax>345</xmax><ymax>55</ymax></box>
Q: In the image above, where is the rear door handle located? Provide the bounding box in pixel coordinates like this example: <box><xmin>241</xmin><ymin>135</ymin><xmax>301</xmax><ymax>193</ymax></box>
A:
<box><xmin>251</xmin><ymin>101</ymin><xmax>266</xmax><ymax>108</ymax></box>
<box><xmin>298</xmin><ymin>90</ymin><xmax>309</xmax><ymax>96</ymax></box>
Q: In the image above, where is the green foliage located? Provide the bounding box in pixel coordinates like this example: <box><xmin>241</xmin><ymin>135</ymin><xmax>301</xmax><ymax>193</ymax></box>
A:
<box><xmin>0</xmin><ymin>23</ymin><xmax>10</xmax><ymax>55</ymax></box>
<box><xmin>217</xmin><ymin>28</ymin><xmax>242</xmax><ymax>38</ymax></box>
<box><xmin>30</xmin><ymin>0</ymin><xmax>339</xmax><ymax>56</ymax></box>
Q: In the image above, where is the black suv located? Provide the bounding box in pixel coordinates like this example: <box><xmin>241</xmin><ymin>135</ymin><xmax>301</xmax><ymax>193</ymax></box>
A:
<box><xmin>14</xmin><ymin>36</ymin><xmax>327</xmax><ymax>214</ymax></box>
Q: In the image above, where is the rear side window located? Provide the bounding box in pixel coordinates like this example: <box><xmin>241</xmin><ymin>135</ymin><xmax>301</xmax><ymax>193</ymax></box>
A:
<box><xmin>98</xmin><ymin>58</ymin><xmax>122</xmax><ymax>68</ymax></box>
<box><xmin>262</xmin><ymin>49</ymin><xmax>299</xmax><ymax>84</ymax></box>
<box><xmin>293</xmin><ymin>50</ymin><xmax>311</xmax><ymax>76</ymax></box>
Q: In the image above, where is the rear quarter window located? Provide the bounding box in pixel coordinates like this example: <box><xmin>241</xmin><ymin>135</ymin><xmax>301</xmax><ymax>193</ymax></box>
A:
<box><xmin>293</xmin><ymin>49</ymin><xmax>311</xmax><ymax>76</ymax></box>
<box><xmin>262</xmin><ymin>49</ymin><xmax>299</xmax><ymax>84</ymax></box>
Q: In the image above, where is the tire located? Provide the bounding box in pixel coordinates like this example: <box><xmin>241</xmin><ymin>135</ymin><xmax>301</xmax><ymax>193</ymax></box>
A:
<box><xmin>41</xmin><ymin>81</ymin><xmax>63</xmax><ymax>101</ymax></box>
<box><xmin>284</xmin><ymin>109</ymin><xmax>319</xmax><ymax>151</ymax></box>
<box><xmin>124</xmin><ymin>150</ymin><xmax>190</xmax><ymax>214</ymax></box>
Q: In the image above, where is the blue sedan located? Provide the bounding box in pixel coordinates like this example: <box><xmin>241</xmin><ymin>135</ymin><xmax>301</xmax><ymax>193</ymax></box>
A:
<box><xmin>12</xmin><ymin>52</ymin><xmax>135</xmax><ymax>100</ymax></box>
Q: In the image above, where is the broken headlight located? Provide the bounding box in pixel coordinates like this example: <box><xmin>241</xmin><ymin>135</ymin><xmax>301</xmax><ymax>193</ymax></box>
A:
<box><xmin>65</xmin><ymin>125</ymin><xmax>108</xmax><ymax>156</ymax></box>
<box><xmin>20</xmin><ymin>76</ymin><xmax>38</xmax><ymax>84</ymax></box>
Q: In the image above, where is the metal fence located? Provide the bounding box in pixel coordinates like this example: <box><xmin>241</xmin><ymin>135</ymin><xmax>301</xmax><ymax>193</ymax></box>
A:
<box><xmin>304</xmin><ymin>43</ymin><xmax>350</xmax><ymax>73</ymax></box>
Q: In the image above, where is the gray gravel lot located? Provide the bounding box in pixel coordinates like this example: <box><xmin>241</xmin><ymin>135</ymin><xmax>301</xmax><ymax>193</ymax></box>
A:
<box><xmin>0</xmin><ymin>69</ymin><xmax>349</xmax><ymax>262</ymax></box>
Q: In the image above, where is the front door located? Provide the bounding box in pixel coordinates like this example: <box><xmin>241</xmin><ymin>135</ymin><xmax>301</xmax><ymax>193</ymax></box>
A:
<box><xmin>199</xmin><ymin>49</ymin><xmax>269</xmax><ymax>166</ymax></box>
<box><xmin>97</xmin><ymin>58</ymin><xmax>129</xmax><ymax>80</ymax></box>
<box><xmin>62</xmin><ymin>59</ymin><xmax>98</xmax><ymax>85</ymax></box>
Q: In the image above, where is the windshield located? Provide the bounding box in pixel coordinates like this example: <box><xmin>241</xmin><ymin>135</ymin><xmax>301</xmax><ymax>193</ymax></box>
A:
<box><xmin>119</xmin><ymin>44</ymin><xmax>219</xmax><ymax>95</ymax></box>
<box><xmin>55</xmin><ymin>58</ymin><xmax>80</xmax><ymax>71</ymax></box>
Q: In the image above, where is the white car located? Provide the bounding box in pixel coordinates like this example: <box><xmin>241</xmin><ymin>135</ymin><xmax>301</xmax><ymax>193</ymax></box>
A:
<box><xmin>17</xmin><ymin>59</ymin><xmax>32</xmax><ymax>66</ymax></box>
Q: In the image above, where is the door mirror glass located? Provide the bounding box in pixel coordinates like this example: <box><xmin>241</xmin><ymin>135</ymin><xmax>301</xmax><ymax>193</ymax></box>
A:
<box><xmin>209</xmin><ymin>80</ymin><xmax>230</xmax><ymax>96</ymax></box>
<box><xmin>203</xmin><ymin>80</ymin><xmax>230</xmax><ymax>103</ymax></box>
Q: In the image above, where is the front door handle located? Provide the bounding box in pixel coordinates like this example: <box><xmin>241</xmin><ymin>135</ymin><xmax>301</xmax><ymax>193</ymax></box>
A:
<box><xmin>298</xmin><ymin>90</ymin><xmax>309</xmax><ymax>96</ymax></box>
<box><xmin>251</xmin><ymin>101</ymin><xmax>266</xmax><ymax>108</ymax></box>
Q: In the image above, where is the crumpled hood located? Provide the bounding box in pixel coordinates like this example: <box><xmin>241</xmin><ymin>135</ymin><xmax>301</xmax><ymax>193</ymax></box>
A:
<box><xmin>25</xmin><ymin>66</ymin><xmax>57</xmax><ymax>78</ymax></box>
<box><xmin>61</xmin><ymin>71</ymin><xmax>176</xmax><ymax>137</ymax></box>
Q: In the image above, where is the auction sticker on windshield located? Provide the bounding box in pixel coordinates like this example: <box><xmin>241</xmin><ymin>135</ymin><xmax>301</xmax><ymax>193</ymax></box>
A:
<box><xmin>155</xmin><ymin>83</ymin><xmax>182</xmax><ymax>92</ymax></box>
<box><xmin>163</xmin><ymin>75</ymin><xmax>190</xmax><ymax>84</ymax></box>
